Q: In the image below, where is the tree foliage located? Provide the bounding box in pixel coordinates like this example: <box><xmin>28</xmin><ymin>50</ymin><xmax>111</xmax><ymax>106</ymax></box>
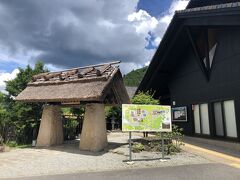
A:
<box><xmin>105</xmin><ymin>106</ymin><xmax>121</xmax><ymax>120</ymax></box>
<box><xmin>0</xmin><ymin>62</ymin><xmax>48</xmax><ymax>144</ymax></box>
<box><xmin>123</xmin><ymin>66</ymin><xmax>148</xmax><ymax>87</ymax></box>
<box><xmin>0</xmin><ymin>92</ymin><xmax>11</xmax><ymax>145</ymax></box>
<box><xmin>131</xmin><ymin>91</ymin><xmax>159</xmax><ymax>105</ymax></box>
<box><xmin>105</xmin><ymin>106</ymin><xmax>122</xmax><ymax>128</ymax></box>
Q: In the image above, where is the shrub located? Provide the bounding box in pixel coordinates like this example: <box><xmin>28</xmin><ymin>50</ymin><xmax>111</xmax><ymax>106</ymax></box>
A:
<box><xmin>158</xmin><ymin>125</ymin><xmax>184</xmax><ymax>155</ymax></box>
<box><xmin>131</xmin><ymin>125</ymin><xmax>184</xmax><ymax>155</ymax></box>
<box><xmin>132</xmin><ymin>142</ymin><xmax>145</xmax><ymax>152</ymax></box>
<box><xmin>6</xmin><ymin>141</ymin><xmax>18</xmax><ymax>147</ymax></box>
<box><xmin>63</xmin><ymin>120</ymin><xmax>78</xmax><ymax>140</ymax></box>
<box><xmin>131</xmin><ymin>91</ymin><xmax>159</xmax><ymax>105</ymax></box>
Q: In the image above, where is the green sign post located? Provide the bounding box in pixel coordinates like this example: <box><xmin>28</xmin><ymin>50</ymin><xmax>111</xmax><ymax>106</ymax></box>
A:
<box><xmin>122</xmin><ymin>104</ymin><xmax>172</xmax><ymax>162</ymax></box>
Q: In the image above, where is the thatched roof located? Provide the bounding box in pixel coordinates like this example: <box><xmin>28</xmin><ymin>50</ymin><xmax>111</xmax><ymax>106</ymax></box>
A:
<box><xmin>16</xmin><ymin>61</ymin><xmax>130</xmax><ymax>105</ymax></box>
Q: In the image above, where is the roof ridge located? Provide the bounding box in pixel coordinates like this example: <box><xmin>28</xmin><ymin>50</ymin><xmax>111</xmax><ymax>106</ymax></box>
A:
<box><xmin>48</xmin><ymin>60</ymin><xmax>120</xmax><ymax>74</ymax></box>
<box><xmin>31</xmin><ymin>61</ymin><xmax>120</xmax><ymax>84</ymax></box>
<box><xmin>176</xmin><ymin>1</ymin><xmax>240</xmax><ymax>14</ymax></box>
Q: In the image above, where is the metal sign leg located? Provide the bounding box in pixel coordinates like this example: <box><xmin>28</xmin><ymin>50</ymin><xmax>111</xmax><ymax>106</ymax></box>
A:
<box><xmin>160</xmin><ymin>132</ymin><xmax>167</xmax><ymax>162</ymax></box>
<box><xmin>125</xmin><ymin>131</ymin><xmax>134</xmax><ymax>164</ymax></box>
<box><xmin>129</xmin><ymin>131</ymin><xmax>132</xmax><ymax>161</ymax></box>
<box><xmin>161</xmin><ymin>132</ymin><xmax>164</xmax><ymax>159</ymax></box>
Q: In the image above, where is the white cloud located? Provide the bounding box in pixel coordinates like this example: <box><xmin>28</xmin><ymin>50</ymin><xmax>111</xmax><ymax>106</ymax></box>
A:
<box><xmin>0</xmin><ymin>45</ymin><xmax>41</xmax><ymax>67</ymax></box>
<box><xmin>120</xmin><ymin>62</ymin><xmax>142</xmax><ymax>75</ymax></box>
<box><xmin>127</xmin><ymin>0</ymin><xmax>189</xmax><ymax>53</ymax></box>
<box><xmin>169</xmin><ymin>0</ymin><xmax>189</xmax><ymax>13</ymax></box>
<box><xmin>128</xmin><ymin>9</ymin><xmax>158</xmax><ymax>35</ymax></box>
<box><xmin>0</xmin><ymin>69</ymin><xmax>19</xmax><ymax>93</ymax></box>
<box><xmin>0</xmin><ymin>0</ymin><xmax>189</xmax><ymax>75</ymax></box>
<box><xmin>144</xmin><ymin>61</ymin><xmax>150</xmax><ymax>66</ymax></box>
<box><xmin>154</xmin><ymin>0</ymin><xmax>189</xmax><ymax>39</ymax></box>
<box><xmin>152</xmin><ymin>37</ymin><xmax>162</xmax><ymax>47</ymax></box>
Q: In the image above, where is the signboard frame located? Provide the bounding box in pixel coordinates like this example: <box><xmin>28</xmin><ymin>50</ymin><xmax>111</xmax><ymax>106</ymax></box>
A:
<box><xmin>171</xmin><ymin>106</ymin><xmax>188</xmax><ymax>122</ymax></box>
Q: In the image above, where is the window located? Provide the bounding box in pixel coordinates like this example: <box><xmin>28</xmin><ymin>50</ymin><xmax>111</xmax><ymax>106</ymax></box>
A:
<box><xmin>224</xmin><ymin>100</ymin><xmax>237</xmax><ymax>138</ymax></box>
<box><xmin>203</xmin><ymin>43</ymin><xmax>217</xmax><ymax>68</ymax></box>
<box><xmin>193</xmin><ymin>105</ymin><xmax>201</xmax><ymax>134</ymax></box>
<box><xmin>214</xmin><ymin>102</ymin><xmax>224</xmax><ymax>136</ymax></box>
<box><xmin>213</xmin><ymin>100</ymin><xmax>238</xmax><ymax>138</ymax></box>
<box><xmin>193</xmin><ymin>103</ymin><xmax>210</xmax><ymax>135</ymax></box>
<box><xmin>195</xmin><ymin>29</ymin><xmax>218</xmax><ymax>71</ymax></box>
<box><xmin>200</xmin><ymin>104</ymin><xmax>210</xmax><ymax>135</ymax></box>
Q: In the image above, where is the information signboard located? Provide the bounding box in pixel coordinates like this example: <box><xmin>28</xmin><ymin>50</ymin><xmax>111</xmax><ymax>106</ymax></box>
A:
<box><xmin>122</xmin><ymin>104</ymin><xmax>172</xmax><ymax>132</ymax></box>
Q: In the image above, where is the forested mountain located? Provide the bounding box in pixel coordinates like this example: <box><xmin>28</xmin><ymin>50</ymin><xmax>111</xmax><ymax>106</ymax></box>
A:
<box><xmin>123</xmin><ymin>66</ymin><xmax>148</xmax><ymax>87</ymax></box>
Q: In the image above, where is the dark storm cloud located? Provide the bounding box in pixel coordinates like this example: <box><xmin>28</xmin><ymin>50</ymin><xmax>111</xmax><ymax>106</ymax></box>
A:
<box><xmin>0</xmin><ymin>0</ymin><xmax>153</xmax><ymax>69</ymax></box>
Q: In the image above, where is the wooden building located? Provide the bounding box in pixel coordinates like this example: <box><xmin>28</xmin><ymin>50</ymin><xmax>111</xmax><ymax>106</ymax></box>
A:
<box><xmin>16</xmin><ymin>62</ymin><xmax>130</xmax><ymax>151</ymax></box>
<box><xmin>138</xmin><ymin>0</ymin><xmax>240</xmax><ymax>141</ymax></box>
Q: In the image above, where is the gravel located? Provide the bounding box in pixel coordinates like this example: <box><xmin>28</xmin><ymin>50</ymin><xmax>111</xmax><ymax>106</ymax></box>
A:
<box><xmin>0</xmin><ymin>132</ymin><xmax>211</xmax><ymax>178</ymax></box>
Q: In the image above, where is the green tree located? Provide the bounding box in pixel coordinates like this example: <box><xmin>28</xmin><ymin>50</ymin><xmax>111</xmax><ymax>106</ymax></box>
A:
<box><xmin>131</xmin><ymin>91</ymin><xmax>159</xmax><ymax>105</ymax></box>
<box><xmin>105</xmin><ymin>106</ymin><xmax>121</xmax><ymax>120</ymax></box>
<box><xmin>123</xmin><ymin>66</ymin><xmax>148</xmax><ymax>87</ymax></box>
<box><xmin>4</xmin><ymin>61</ymin><xmax>48</xmax><ymax>144</ymax></box>
<box><xmin>105</xmin><ymin>106</ymin><xmax>122</xmax><ymax>129</ymax></box>
<box><xmin>0</xmin><ymin>92</ymin><xmax>12</xmax><ymax>144</ymax></box>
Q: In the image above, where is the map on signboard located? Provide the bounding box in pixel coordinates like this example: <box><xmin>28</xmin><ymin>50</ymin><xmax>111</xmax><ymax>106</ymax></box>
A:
<box><xmin>122</xmin><ymin>104</ymin><xmax>172</xmax><ymax>132</ymax></box>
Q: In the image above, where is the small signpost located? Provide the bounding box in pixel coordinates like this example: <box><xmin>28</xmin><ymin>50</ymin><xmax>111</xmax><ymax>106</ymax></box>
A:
<box><xmin>122</xmin><ymin>104</ymin><xmax>172</xmax><ymax>163</ymax></box>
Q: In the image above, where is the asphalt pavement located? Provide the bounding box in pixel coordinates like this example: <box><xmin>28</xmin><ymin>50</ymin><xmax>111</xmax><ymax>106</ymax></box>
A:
<box><xmin>4</xmin><ymin>163</ymin><xmax>240</xmax><ymax>180</ymax></box>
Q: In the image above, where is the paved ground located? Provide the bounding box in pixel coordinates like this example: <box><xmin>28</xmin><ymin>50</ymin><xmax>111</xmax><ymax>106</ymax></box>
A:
<box><xmin>182</xmin><ymin>137</ymin><xmax>240</xmax><ymax>169</ymax></box>
<box><xmin>184</xmin><ymin>136</ymin><xmax>240</xmax><ymax>158</ymax></box>
<box><xmin>0</xmin><ymin>132</ymin><xmax>211</xmax><ymax>179</ymax></box>
<box><xmin>2</xmin><ymin>163</ymin><xmax>240</xmax><ymax>180</ymax></box>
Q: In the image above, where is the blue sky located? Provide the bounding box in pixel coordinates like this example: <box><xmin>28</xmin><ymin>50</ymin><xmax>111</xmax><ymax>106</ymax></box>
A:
<box><xmin>0</xmin><ymin>0</ymin><xmax>189</xmax><ymax>92</ymax></box>
<box><xmin>138</xmin><ymin>0</ymin><xmax>172</xmax><ymax>17</ymax></box>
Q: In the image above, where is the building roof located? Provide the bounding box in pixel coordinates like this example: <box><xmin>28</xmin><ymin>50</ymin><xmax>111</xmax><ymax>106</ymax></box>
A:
<box><xmin>138</xmin><ymin>0</ymin><xmax>240</xmax><ymax>95</ymax></box>
<box><xmin>186</xmin><ymin>0</ymin><xmax>240</xmax><ymax>9</ymax></box>
<box><xmin>178</xmin><ymin>1</ymin><xmax>240</xmax><ymax>14</ymax></box>
<box><xmin>16</xmin><ymin>61</ymin><xmax>130</xmax><ymax>105</ymax></box>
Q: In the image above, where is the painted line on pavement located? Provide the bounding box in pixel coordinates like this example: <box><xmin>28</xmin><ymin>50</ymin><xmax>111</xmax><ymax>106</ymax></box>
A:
<box><xmin>184</xmin><ymin>143</ymin><xmax>240</xmax><ymax>169</ymax></box>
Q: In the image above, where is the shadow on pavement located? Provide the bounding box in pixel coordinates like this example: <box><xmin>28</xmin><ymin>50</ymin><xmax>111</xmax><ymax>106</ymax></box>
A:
<box><xmin>34</xmin><ymin>139</ymin><xmax>128</xmax><ymax>156</ymax></box>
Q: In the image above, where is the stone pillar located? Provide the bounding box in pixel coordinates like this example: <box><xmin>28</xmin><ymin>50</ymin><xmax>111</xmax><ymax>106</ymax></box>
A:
<box><xmin>80</xmin><ymin>103</ymin><xmax>107</xmax><ymax>152</ymax></box>
<box><xmin>36</xmin><ymin>105</ymin><xmax>63</xmax><ymax>147</ymax></box>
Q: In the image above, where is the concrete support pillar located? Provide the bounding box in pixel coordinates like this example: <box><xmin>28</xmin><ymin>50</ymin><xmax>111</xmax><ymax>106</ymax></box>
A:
<box><xmin>80</xmin><ymin>103</ymin><xmax>107</xmax><ymax>152</ymax></box>
<box><xmin>36</xmin><ymin>105</ymin><xmax>63</xmax><ymax>147</ymax></box>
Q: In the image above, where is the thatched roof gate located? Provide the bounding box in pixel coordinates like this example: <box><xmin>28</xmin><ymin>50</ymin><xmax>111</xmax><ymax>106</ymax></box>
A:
<box><xmin>16</xmin><ymin>61</ymin><xmax>130</xmax><ymax>105</ymax></box>
<box><xmin>15</xmin><ymin>61</ymin><xmax>129</xmax><ymax>152</ymax></box>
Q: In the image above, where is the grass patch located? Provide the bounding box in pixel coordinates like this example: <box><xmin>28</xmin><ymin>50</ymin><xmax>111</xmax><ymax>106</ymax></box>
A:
<box><xmin>6</xmin><ymin>141</ymin><xmax>32</xmax><ymax>148</ymax></box>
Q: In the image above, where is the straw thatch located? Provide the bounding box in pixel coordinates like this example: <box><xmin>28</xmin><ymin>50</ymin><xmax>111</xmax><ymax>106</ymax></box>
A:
<box><xmin>16</xmin><ymin>62</ymin><xmax>130</xmax><ymax>105</ymax></box>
